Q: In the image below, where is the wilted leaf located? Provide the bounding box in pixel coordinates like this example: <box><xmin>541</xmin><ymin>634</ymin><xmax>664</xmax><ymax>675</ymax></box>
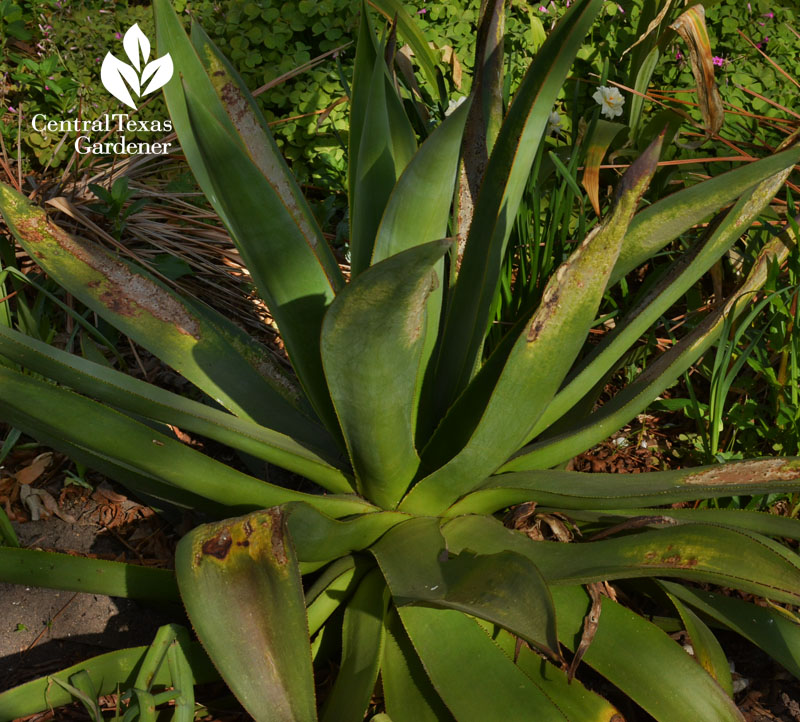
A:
<box><xmin>670</xmin><ymin>5</ymin><xmax>724</xmax><ymax>142</ymax></box>
<box><xmin>15</xmin><ymin>452</ymin><xmax>52</xmax><ymax>485</ymax></box>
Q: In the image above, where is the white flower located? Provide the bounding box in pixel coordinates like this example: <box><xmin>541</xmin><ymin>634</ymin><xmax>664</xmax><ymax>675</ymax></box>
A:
<box><xmin>445</xmin><ymin>95</ymin><xmax>467</xmax><ymax>117</ymax></box>
<box><xmin>592</xmin><ymin>86</ymin><xmax>625</xmax><ymax>119</ymax></box>
<box><xmin>547</xmin><ymin>110</ymin><xmax>562</xmax><ymax>134</ymax></box>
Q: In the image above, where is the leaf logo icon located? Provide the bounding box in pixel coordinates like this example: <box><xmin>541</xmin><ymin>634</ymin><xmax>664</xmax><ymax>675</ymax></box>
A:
<box><xmin>101</xmin><ymin>24</ymin><xmax>173</xmax><ymax>110</ymax></box>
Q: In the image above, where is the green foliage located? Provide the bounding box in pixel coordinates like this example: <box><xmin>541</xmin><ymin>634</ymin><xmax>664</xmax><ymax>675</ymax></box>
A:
<box><xmin>2</xmin><ymin>1</ymin><xmax>800</xmax><ymax>720</ymax></box>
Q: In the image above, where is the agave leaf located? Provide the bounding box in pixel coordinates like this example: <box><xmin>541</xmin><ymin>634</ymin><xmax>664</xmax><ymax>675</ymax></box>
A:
<box><xmin>398</xmin><ymin>606</ymin><xmax>574</xmax><ymax>722</ymax></box>
<box><xmin>285</xmin><ymin>503</ymin><xmax>410</xmax><ymax>563</ymax></box>
<box><xmin>528</xmin><ymin>164</ymin><xmax>794</xmax><ymax>442</ymax></box>
<box><xmin>371</xmin><ymin>99</ymin><xmax>469</xmax><ymax>264</ymax></box>
<box><xmin>382</xmin><ymin>609</ymin><xmax>455</xmax><ymax>722</ymax></box>
<box><xmin>449</xmin><ymin>460</ymin><xmax>800</xmax><ymax>516</ymax></box>
<box><xmin>349</xmin><ymin>36</ymin><xmax>417</xmax><ymax>276</ymax></box>
<box><xmin>0</xmin><ymin>324</ymin><xmax>352</xmax><ymax>493</ymax></box>
<box><xmin>349</xmin><ymin>2</ymin><xmax>379</xmax><ymax>230</ymax></box>
<box><xmin>306</xmin><ymin>556</ymin><xmax>370</xmax><ymax>636</ymax></box>
<box><xmin>321</xmin><ymin>569</ymin><xmax>388</xmax><ymax>722</ymax></box>
<box><xmin>0</xmin><ymin>184</ymin><xmax>322</xmax><ymax>442</ymax></box>
<box><xmin>660</xmin><ymin>580</ymin><xmax>800</xmax><ymax>679</ymax></box>
<box><xmin>370</xmin><ymin>101</ymin><xmax>470</xmax><ymax>441</ymax></box>
<box><xmin>0</xmin><ymin>365</ymin><xmax>372</xmax><ymax>518</ymax></box>
<box><xmin>322</xmin><ymin>241</ymin><xmax>450</xmax><ymax>508</ymax></box>
<box><xmin>188</xmin><ymin>21</ymin><xmax>343</xmax><ymax>292</ymax></box>
<box><xmin>474</xmin><ymin>622</ymin><xmax>623</xmax><ymax>721</ymax></box>
<box><xmin>457</xmin><ymin>0</ymin><xmax>505</xmax><ymax>243</ymax></box>
<box><xmin>611</xmin><ymin>144</ymin><xmax>800</xmax><ymax>283</ymax></box>
<box><xmin>0</xmin><ymin>547</ymin><xmax>178</xmax><ymax>600</ymax></box>
<box><xmin>664</xmin><ymin>588</ymin><xmax>734</xmax><ymax>696</ymax></box>
<box><xmin>443</xmin><ymin>515</ymin><xmax>800</xmax><ymax>605</ymax></box>
<box><xmin>371</xmin><ymin>517</ymin><xmax>560</xmax><ymax>657</ymax></box>
<box><xmin>432</xmin><ymin>0</ymin><xmax>604</xmax><ymax>415</ymax></box>
<box><xmin>153</xmin><ymin>0</ymin><xmax>237</xmax><ymax>218</ymax></box>
<box><xmin>181</xmin><ymin>85</ymin><xmax>341</xmax><ymax>434</ymax></box>
<box><xmin>538</xmin><ymin>507</ymin><xmax>800</xmax><ymax>542</ymax></box>
<box><xmin>504</xmin><ymin>218</ymin><xmax>800</xmax><ymax>470</ymax></box>
<box><xmin>368</xmin><ymin>0</ymin><xmax>443</xmax><ymax>101</ymax></box>
<box><xmin>0</xmin><ymin>642</ymin><xmax>216</xmax><ymax>721</ymax></box>
<box><xmin>551</xmin><ymin>586</ymin><xmax>744</xmax><ymax>722</ymax></box>
<box><xmin>175</xmin><ymin>510</ymin><xmax>317</xmax><ymax>722</ymax></box>
<box><xmin>402</xmin><ymin>133</ymin><xmax>662</xmax><ymax>514</ymax></box>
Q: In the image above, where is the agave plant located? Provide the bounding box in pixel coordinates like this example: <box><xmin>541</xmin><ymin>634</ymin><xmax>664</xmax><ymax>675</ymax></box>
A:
<box><xmin>2</xmin><ymin>0</ymin><xmax>800</xmax><ymax>720</ymax></box>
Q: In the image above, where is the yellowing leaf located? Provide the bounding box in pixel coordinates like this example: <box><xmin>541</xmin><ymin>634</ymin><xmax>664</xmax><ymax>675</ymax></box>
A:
<box><xmin>670</xmin><ymin>5</ymin><xmax>724</xmax><ymax>142</ymax></box>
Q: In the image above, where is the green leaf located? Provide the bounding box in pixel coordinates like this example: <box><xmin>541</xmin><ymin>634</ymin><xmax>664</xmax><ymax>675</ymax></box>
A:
<box><xmin>371</xmin><ymin>99</ymin><xmax>469</xmax><ymax>264</ymax></box>
<box><xmin>0</xmin><ymin>504</ymin><xmax>19</xmax><ymax>547</ymax></box>
<box><xmin>398</xmin><ymin>606</ymin><xmax>573</xmax><ymax>722</ymax></box>
<box><xmin>368</xmin><ymin>0</ymin><xmax>444</xmax><ymax>101</ymax></box>
<box><xmin>182</xmin><ymin>85</ymin><xmax>341</xmax><ymax>434</ymax></box>
<box><xmin>0</xmin><ymin>547</ymin><xmax>178</xmax><ymax>601</ymax></box>
<box><xmin>349</xmin><ymin>40</ymin><xmax>417</xmax><ymax>276</ymax></box>
<box><xmin>0</xmin><ymin>365</ymin><xmax>372</xmax><ymax>518</ymax></box>
<box><xmin>664</xmin><ymin>588</ymin><xmax>734</xmax><ymax>697</ymax></box>
<box><xmin>285</xmin><ymin>503</ymin><xmax>409</xmax><ymax>563</ymax></box>
<box><xmin>403</xmin><ymin>133</ymin><xmax>663</xmax><ymax>514</ymax></box>
<box><xmin>448</xmin><ymin>459</ymin><xmax>800</xmax><ymax>515</ymax></box>
<box><xmin>551</xmin><ymin>586</ymin><xmax>744</xmax><ymax>722</ymax></box>
<box><xmin>474</xmin><ymin>622</ymin><xmax>623</xmax><ymax>721</ymax></box>
<box><xmin>442</xmin><ymin>515</ymin><xmax>800</xmax><ymax>606</ymax></box>
<box><xmin>175</xmin><ymin>510</ymin><xmax>317</xmax><ymax>722</ymax></box>
<box><xmin>189</xmin><ymin>21</ymin><xmax>344</xmax><ymax>292</ymax></box>
<box><xmin>321</xmin><ymin>569</ymin><xmax>388</xmax><ymax>722</ymax></box>
<box><xmin>432</xmin><ymin>0</ymin><xmax>605</xmax><ymax>415</ymax></box>
<box><xmin>504</xmin><ymin>221</ymin><xmax>799</xmax><ymax>470</ymax></box>
<box><xmin>628</xmin><ymin>45</ymin><xmax>659</xmax><ymax>140</ymax></box>
<box><xmin>306</xmin><ymin>556</ymin><xmax>369</xmax><ymax>637</ymax></box>
<box><xmin>661</xmin><ymin>580</ymin><xmax>800</xmax><ymax>679</ymax></box>
<box><xmin>154</xmin><ymin>0</ymin><xmax>242</xmax><ymax>227</ymax></box>
<box><xmin>0</xmin><ymin>642</ymin><xmax>216</xmax><ymax>721</ymax></box>
<box><xmin>371</xmin><ymin>517</ymin><xmax>559</xmax><ymax>657</ymax></box>
<box><xmin>0</xmin><ymin>324</ymin><xmax>352</xmax><ymax>493</ymax></box>
<box><xmin>529</xmin><ymin>165</ymin><xmax>795</xmax><ymax>441</ymax></box>
<box><xmin>537</xmin><ymin>507</ymin><xmax>800</xmax><ymax>541</ymax></box>
<box><xmin>322</xmin><ymin>241</ymin><xmax>450</xmax><ymax>508</ymax></box>
<box><xmin>612</xmin><ymin>144</ymin><xmax>800</xmax><ymax>283</ymax></box>
<box><xmin>0</xmin><ymin>183</ymin><xmax>319</xmax><ymax>442</ymax></box>
<box><xmin>381</xmin><ymin>609</ymin><xmax>455</xmax><ymax>722</ymax></box>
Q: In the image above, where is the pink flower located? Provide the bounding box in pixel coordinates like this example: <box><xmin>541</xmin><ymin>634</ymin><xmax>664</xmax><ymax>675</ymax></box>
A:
<box><xmin>712</xmin><ymin>56</ymin><xmax>725</xmax><ymax>66</ymax></box>
<box><xmin>676</xmin><ymin>50</ymin><xmax>683</xmax><ymax>60</ymax></box>
<box><xmin>115</xmin><ymin>32</ymin><xmax>122</xmax><ymax>39</ymax></box>
<box><xmin>539</xmin><ymin>5</ymin><xmax>547</xmax><ymax>11</ymax></box>
<box><xmin>763</xmin><ymin>11</ymin><xmax>774</xmax><ymax>18</ymax></box>
<box><xmin>44</xmin><ymin>85</ymin><xmax>50</xmax><ymax>90</ymax></box>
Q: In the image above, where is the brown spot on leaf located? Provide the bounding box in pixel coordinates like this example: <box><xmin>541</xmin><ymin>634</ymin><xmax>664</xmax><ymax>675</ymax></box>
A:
<box><xmin>16</xmin><ymin>214</ymin><xmax>200</xmax><ymax>337</ymax></box>
<box><xmin>266</xmin><ymin>508</ymin><xmax>288</xmax><ymax>566</ymax></box>
<box><xmin>202</xmin><ymin>528</ymin><xmax>232</xmax><ymax>560</ymax></box>
<box><xmin>684</xmin><ymin>459</ymin><xmax>800</xmax><ymax>486</ymax></box>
